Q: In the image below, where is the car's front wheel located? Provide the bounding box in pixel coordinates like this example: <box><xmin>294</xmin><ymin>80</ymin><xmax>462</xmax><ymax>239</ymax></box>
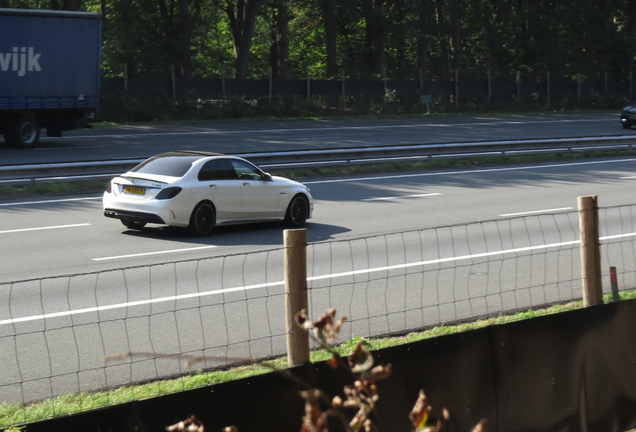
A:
<box><xmin>121</xmin><ymin>217</ymin><xmax>146</xmax><ymax>230</ymax></box>
<box><xmin>189</xmin><ymin>201</ymin><xmax>216</xmax><ymax>236</ymax></box>
<box><xmin>623</xmin><ymin>123</ymin><xmax>632</xmax><ymax>129</ymax></box>
<box><xmin>285</xmin><ymin>194</ymin><xmax>310</xmax><ymax>227</ymax></box>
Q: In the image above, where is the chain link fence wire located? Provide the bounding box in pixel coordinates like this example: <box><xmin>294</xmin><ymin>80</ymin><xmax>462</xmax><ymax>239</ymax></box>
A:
<box><xmin>2</xmin><ymin>203</ymin><xmax>635</xmax><ymax>424</ymax></box>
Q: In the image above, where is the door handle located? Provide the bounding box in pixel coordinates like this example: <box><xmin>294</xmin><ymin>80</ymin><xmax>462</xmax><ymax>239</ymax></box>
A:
<box><xmin>242</xmin><ymin>182</ymin><xmax>250</xmax><ymax>186</ymax></box>
<box><xmin>208</xmin><ymin>184</ymin><xmax>216</xmax><ymax>187</ymax></box>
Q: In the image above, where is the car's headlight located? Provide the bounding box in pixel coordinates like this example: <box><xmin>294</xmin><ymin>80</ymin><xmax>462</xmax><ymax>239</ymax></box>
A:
<box><xmin>155</xmin><ymin>187</ymin><xmax>183</xmax><ymax>200</ymax></box>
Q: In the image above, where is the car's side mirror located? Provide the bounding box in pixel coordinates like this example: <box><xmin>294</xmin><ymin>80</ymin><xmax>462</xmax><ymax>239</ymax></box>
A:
<box><xmin>262</xmin><ymin>173</ymin><xmax>273</xmax><ymax>181</ymax></box>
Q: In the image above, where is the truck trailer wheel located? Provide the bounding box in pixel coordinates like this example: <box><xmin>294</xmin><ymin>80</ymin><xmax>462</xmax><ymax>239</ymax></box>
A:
<box><xmin>5</xmin><ymin>116</ymin><xmax>40</xmax><ymax>148</ymax></box>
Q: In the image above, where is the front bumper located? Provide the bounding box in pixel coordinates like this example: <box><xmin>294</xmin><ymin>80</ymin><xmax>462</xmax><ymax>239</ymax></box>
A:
<box><xmin>621</xmin><ymin>112</ymin><xmax>636</xmax><ymax>125</ymax></box>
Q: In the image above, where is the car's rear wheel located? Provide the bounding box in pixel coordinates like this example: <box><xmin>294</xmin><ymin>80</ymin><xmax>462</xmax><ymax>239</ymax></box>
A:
<box><xmin>121</xmin><ymin>217</ymin><xmax>147</xmax><ymax>230</ymax></box>
<box><xmin>189</xmin><ymin>201</ymin><xmax>216</xmax><ymax>236</ymax></box>
<box><xmin>285</xmin><ymin>194</ymin><xmax>309</xmax><ymax>227</ymax></box>
<box><xmin>623</xmin><ymin>123</ymin><xmax>632</xmax><ymax>129</ymax></box>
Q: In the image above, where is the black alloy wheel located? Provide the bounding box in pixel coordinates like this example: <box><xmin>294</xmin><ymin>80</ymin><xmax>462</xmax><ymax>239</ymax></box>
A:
<box><xmin>189</xmin><ymin>202</ymin><xmax>216</xmax><ymax>236</ymax></box>
<box><xmin>285</xmin><ymin>195</ymin><xmax>309</xmax><ymax>227</ymax></box>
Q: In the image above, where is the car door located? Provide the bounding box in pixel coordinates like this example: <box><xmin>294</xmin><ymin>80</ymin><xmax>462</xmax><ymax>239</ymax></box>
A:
<box><xmin>198</xmin><ymin>159</ymin><xmax>243</xmax><ymax>222</ymax></box>
<box><xmin>228</xmin><ymin>159</ymin><xmax>281</xmax><ymax>220</ymax></box>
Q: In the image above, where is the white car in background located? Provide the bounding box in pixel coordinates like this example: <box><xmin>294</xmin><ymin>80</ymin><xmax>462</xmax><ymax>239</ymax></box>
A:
<box><xmin>103</xmin><ymin>151</ymin><xmax>313</xmax><ymax>236</ymax></box>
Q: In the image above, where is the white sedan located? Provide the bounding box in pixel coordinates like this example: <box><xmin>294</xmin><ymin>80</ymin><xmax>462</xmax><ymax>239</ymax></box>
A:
<box><xmin>103</xmin><ymin>151</ymin><xmax>313</xmax><ymax>235</ymax></box>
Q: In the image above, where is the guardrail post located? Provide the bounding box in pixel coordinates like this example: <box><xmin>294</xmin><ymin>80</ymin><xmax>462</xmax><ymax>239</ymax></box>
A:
<box><xmin>284</xmin><ymin>229</ymin><xmax>310</xmax><ymax>366</ymax></box>
<box><xmin>578</xmin><ymin>195</ymin><xmax>602</xmax><ymax>306</ymax></box>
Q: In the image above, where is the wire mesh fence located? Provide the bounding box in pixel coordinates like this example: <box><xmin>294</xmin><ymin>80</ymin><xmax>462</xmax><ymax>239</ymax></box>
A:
<box><xmin>2</xmin><ymin>201</ymin><xmax>635</xmax><ymax>425</ymax></box>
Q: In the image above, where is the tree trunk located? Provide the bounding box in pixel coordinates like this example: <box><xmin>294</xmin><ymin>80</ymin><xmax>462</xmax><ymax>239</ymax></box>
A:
<box><xmin>483</xmin><ymin>0</ymin><xmax>511</xmax><ymax>78</ymax></box>
<box><xmin>225</xmin><ymin>0</ymin><xmax>267</xmax><ymax>79</ymax></box>
<box><xmin>363</xmin><ymin>0</ymin><xmax>387</xmax><ymax>76</ymax></box>
<box><xmin>318</xmin><ymin>0</ymin><xmax>339</xmax><ymax>78</ymax></box>
<box><xmin>416</xmin><ymin>0</ymin><xmax>432</xmax><ymax>74</ymax></box>
<box><xmin>176</xmin><ymin>0</ymin><xmax>194</xmax><ymax>77</ymax></box>
<box><xmin>624</xmin><ymin>0</ymin><xmax>636</xmax><ymax>81</ymax></box>
<box><xmin>270</xmin><ymin>0</ymin><xmax>292</xmax><ymax>79</ymax></box>
<box><xmin>451</xmin><ymin>0</ymin><xmax>460</xmax><ymax>71</ymax></box>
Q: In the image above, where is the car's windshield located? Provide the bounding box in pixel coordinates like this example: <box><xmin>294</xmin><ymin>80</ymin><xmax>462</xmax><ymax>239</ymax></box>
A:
<box><xmin>131</xmin><ymin>156</ymin><xmax>199</xmax><ymax>177</ymax></box>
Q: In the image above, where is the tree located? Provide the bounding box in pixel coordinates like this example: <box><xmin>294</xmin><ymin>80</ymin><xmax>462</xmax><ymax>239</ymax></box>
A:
<box><xmin>317</xmin><ymin>0</ymin><xmax>340</xmax><ymax>77</ymax></box>
<box><xmin>269</xmin><ymin>0</ymin><xmax>292</xmax><ymax>79</ymax></box>
<box><xmin>223</xmin><ymin>0</ymin><xmax>267</xmax><ymax>78</ymax></box>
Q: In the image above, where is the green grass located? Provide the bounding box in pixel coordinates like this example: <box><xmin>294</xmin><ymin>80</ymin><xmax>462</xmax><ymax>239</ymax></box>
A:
<box><xmin>2</xmin><ymin>290</ymin><xmax>635</xmax><ymax>428</ymax></box>
<box><xmin>0</xmin><ymin>181</ymin><xmax>109</xmax><ymax>199</ymax></box>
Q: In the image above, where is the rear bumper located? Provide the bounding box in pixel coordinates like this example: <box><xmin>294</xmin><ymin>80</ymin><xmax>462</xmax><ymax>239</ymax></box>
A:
<box><xmin>104</xmin><ymin>208</ymin><xmax>166</xmax><ymax>225</ymax></box>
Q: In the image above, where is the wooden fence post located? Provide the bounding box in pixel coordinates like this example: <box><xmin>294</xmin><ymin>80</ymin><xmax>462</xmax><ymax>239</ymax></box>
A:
<box><xmin>487</xmin><ymin>70</ymin><xmax>492</xmax><ymax>105</ymax></box>
<box><xmin>578</xmin><ymin>196</ymin><xmax>602</xmax><ymax>306</ymax></box>
<box><xmin>455</xmin><ymin>69</ymin><xmax>459</xmax><ymax>110</ymax></box>
<box><xmin>546</xmin><ymin>71</ymin><xmax>550</xmax><ymax>107</ymax></box>
<box><xmin>171</xmin><ymin>64</ymin><xmax>176</xmax><ymax>99</ymax></box>
<box><xmin>221</xmin><ymin>65</ymin><xmax>226</xmax><ymax>103</ymax></box>
<box><xmin>341</xmin><ymin>69</ymin><xmax>346</xmax><ymax>111</ymax></box>
<box><xmin>284</xmin><ymin>229</ymin><xmax>310</xmax><ymax>366</ymax></box>
<box><xmin>269</xmin><ymin>66</ymin><xmax>273</xmax><ymax>105</ymax></box>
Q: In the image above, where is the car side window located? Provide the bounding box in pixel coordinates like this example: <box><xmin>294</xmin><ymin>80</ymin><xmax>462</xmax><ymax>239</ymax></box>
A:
<box><xmin>198</xmin><ymin>159</ymin><xmax>236</xmax><ymax>181</ymax></box>
<box><xmin>230</xmin><ymin>159</ymin><xmax>264</xmax><ymax>180</ymax></box>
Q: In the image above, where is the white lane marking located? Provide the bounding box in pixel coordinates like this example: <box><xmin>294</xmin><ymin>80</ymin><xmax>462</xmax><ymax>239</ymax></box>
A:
<box><xmin>4</xmin><ymin>230</ymin><xmax>631</xmax><ymax>326</ymax></box>
<box><xmin>92</xmin><ymin>245</ymin><xmax>218</xmax><ymax>261</ymax></box>
<box><xmin>0</xmin><ymin>223</ymin><xmax>91</xmax><ymax>234</ymax></box>
<box><xmin>499</xmin><ymin>207</ymin><xmax>574</xmax><ymax>217</ymax></box>
<box><xmin>0</xmin><ymin>197</ymin><xmax>101</xmax><ymax>207</ymax></box>
<box><xmin>621</xmin><ymin>175</ymin><xmax>636</xmax><ymax>179</ymax></box>
<box><xmin>45</xmin><ymin>118</ymin><xmax>614</xmax><ymax>140</ymax></box>
<box><xmin>304</xmin><ymin>158</ymin><xmax>636</xmax><ymax>185</ymax></box>
<box><xmin>34</xmin><ymin>146</ymin><xmax>106</xmax><ymax>150</ymax></box>
<box><xmin>363</xmin><ymin>193</ymin><xmax>441</xmax><ymax>201</ymax></box>
<box><xmin>0</xmin><ymin>157</ymin><xmax>633</xmax><ymax>208</ymax></box>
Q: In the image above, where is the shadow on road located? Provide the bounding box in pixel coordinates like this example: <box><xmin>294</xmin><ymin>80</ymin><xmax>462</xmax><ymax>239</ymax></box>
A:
<box><xmin>119</xmin><ymin>221</ymin><xmax>350</xmax><ymax>246</ymax></box>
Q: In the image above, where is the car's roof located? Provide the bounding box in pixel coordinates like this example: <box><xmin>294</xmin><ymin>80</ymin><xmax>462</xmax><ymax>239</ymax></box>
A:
<box><xmin>152</xmin><ymin>151</ymin><xmax>225</xmax><ymax>158</ymax></box>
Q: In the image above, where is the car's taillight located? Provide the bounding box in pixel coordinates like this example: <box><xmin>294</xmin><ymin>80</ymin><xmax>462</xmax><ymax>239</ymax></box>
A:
<box><xmin>155</xmin><ymin>186</ymin><xmax>182</xmax><ymax>200</ymax></box>
<box><xmin>106</xmin><ymin>182</ymin><xmax>112</xmax><ymax>193</ymax></box>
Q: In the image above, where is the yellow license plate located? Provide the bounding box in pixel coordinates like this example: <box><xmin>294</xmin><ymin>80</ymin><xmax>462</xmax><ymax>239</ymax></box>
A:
<box><xmin>123</xmin><ymin>186</ymin><xmax>146</xmax><ymax>195</ymax></box>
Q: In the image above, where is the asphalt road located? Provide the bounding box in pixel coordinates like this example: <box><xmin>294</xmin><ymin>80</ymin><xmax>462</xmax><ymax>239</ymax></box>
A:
<box><xmin>2</xmin><ymin>113</ymin><xmax>636</xmax><ymax>406</ymax></box>
<box><xmin>0</xmin><ymin>112</ymin><xmax>627</xmax><ymax>165</ymax></box>
<box><xmin>2</xmin><ymin>154</ymin><xmax>636</xmax><ymax>404</ymax></box>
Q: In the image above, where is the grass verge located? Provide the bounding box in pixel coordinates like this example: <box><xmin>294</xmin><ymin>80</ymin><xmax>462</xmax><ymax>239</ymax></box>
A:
<box><xmin>2</xmin><ymin>290</ymin><xmax>635</xmax><ymax>428</ymax></box>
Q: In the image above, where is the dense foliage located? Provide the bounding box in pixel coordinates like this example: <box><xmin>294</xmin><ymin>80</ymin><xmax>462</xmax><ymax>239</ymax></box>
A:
<box><xmin>2</xmin><ymin>0</ymin><xmax>636</xmax><ymax>87</ymax></box>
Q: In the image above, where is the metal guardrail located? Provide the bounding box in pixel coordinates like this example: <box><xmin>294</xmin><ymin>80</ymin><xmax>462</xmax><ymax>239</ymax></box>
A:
<box><xmin>1</xmin><ymin>135</ymin><xmax>635</xmax><ymax>186</ymax></box>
